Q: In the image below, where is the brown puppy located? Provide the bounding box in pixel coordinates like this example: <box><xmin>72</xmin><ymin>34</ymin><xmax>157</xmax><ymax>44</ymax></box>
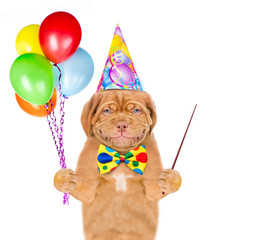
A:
<box><xmin>54</xmin><ymin>89</ymin><xmax>182</xmax><ymax>240</ymax></box>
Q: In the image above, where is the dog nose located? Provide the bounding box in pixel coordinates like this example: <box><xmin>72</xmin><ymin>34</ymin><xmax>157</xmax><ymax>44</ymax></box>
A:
<box><xmin>115</xmin><ymin>121</ymin><xmax>129</xmax><ymax>131</ymax></box>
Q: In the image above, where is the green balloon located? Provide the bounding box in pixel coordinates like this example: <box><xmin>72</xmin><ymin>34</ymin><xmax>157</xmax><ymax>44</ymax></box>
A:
<box><xmin>10</xmin><ymin>53</ymin><xmax>54</xmax><ymax>105</ymax></box>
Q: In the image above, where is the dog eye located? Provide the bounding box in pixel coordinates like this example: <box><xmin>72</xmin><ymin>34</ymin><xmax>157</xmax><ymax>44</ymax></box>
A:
<box><xmin>103</xmin><ymin>108</ymin><xmax>111</xmax><ymax>115</ymax></box>
<box><xmin>133</xmin><ymin>108</ymin><xmax>141</xmax><ymax>114</ymax></box>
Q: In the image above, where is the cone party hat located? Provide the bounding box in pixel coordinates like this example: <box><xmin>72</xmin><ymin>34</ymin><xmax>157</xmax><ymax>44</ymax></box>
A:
<box><xmin>96</xmin><ymin>25</ymin><xmax>144</xmax><ymax>92</ymax></box>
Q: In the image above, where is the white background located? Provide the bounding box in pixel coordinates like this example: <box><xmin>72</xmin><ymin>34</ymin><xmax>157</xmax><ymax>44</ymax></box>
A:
<box><xmin>1</xmin><ymin>0</ymin><xmax>272</xmax><ymax>239</ymax></box>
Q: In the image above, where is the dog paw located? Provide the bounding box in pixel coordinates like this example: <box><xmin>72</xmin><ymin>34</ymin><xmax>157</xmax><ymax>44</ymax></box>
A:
<box><xmin>54</xmin><ymin>169</ymin><xmax>78</xmax><ymax>194</ymax></box>
<box><xmin>158</xmin><ymin>169</ymin><xmax>182</xmax><ymax>195</ymax></box>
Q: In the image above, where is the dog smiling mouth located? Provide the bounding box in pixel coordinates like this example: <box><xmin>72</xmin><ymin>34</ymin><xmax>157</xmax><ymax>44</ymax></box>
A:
<box><xmin>99</xmin><ymin>129</ymin><xmax>146</xmax><ymax>143</ymax></box>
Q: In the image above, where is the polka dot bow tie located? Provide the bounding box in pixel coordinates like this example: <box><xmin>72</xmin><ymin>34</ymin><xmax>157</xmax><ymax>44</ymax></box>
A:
<box><xmin>97</xmin><ymin>144</ymin><xmax>148</xmax><ymax>175</ymax></box>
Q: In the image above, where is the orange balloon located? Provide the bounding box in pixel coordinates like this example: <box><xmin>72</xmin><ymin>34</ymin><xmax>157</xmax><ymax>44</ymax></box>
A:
<box><xmin>15</xmin><ymin>88</ymin><xmax>57</xmax><ymax>117</ymax></box>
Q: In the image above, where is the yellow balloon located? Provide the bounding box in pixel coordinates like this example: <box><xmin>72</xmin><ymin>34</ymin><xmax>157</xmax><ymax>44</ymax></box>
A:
<box><xmin>16</xmin><ymin>24</ymin><xmax>44</xmax><ymax>56</ymax></box>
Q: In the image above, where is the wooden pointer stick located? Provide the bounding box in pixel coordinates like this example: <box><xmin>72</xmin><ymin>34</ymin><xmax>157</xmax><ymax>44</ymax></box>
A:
<box><xmin>162</xmin><ymin>104</ymin><xmax>197</xmax><ymax>195</ymax></box>
<box><xmin>171</xmin><ymin>104</ymin><xmax>197</xmax><ymax>169</ymax></box>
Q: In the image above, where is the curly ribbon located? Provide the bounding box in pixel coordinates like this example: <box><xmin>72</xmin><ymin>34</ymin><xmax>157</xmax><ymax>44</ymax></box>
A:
<box><xmin>45</xmin><ymin>101</ymin><xmax>59</xmax><ymax>156</ymax></box>
<box><xmin>45</xmin><ymin>64</ymin><xmax>69</xmax><ymax>205</ymax></box>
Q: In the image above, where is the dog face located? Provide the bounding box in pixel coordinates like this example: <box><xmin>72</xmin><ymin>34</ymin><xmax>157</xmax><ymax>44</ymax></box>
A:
<box><xmin>81</xmin><ymin>90</ymin><xmax>157</xmax><ymax>151</ymax></box>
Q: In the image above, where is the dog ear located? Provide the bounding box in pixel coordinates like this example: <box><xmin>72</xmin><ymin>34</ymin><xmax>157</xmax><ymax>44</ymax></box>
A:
<box><xmin>81</xmin><ymin>93</ymin><xmax>101</xmax><ymax>136</ymax></box>
<box><xmin>144</xmin><ymin>92</ymin><xmax>157</xmax><ymax>133</ymax></box>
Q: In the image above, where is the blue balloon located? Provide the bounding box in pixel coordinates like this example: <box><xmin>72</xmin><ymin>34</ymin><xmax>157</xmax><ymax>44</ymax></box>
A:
<box><xmin>54</xmin><ymin>47</ymin><xmax>94</xmax><ymax>97</ymax></box>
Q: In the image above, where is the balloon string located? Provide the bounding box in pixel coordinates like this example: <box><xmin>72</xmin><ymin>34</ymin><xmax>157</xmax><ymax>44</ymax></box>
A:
<box><xmin>48</xmin><ymin>100</ymin><xmax>62</xmax><ymax>160</ymax></box>
<box><xmin>59</xmin><ymin>93</ymin><xmax>67</xmax><ymax>169</ymax></box>
<box><xmin>45</xmin><ymin>104</ymin><xmax>59</xmax><ymax>154</ymax></box>
<box><xmin>45</xmin><ymin>63</ymin><xmax>69</xmax><ymax>205</ymax></box>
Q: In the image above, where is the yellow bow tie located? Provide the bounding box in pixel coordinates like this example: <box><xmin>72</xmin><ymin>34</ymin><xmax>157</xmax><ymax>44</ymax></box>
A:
<box><xmin>97</xmin><ymin>144</ymin><xmax>147</xmax><ymax>175</ymax></box>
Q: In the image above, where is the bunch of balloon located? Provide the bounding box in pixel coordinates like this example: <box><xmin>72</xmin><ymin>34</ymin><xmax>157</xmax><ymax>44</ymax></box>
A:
<box><xmin>10</xmin><ymin>12</ymin><xmax>94</xmax><ymax>204</ymax></box>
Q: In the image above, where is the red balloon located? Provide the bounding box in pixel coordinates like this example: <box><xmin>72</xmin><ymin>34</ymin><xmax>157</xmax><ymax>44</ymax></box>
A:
<box><xmin>39</xmin><ymin>11</ymin><xmax>82</xmax><ymax>63</ymax></box>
